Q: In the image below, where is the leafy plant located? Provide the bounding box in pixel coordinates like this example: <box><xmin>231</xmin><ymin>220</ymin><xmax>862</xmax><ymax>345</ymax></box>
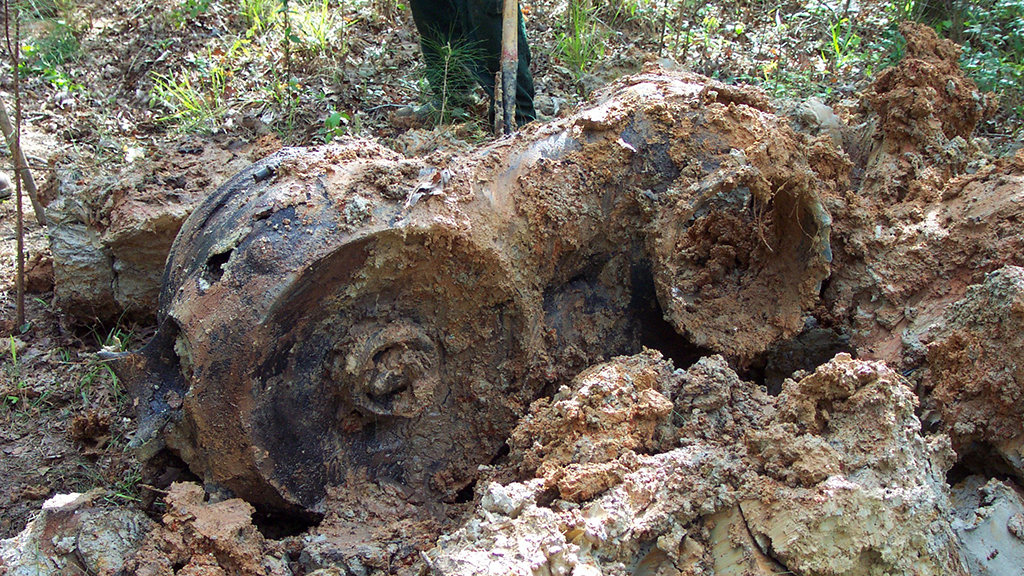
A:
<box><xmin>18</xmin><ymin>0</ymin><xmax>86</xmax><ymax>91</ymax></box>
<box><xmin>953</xmin><ymin>0</ymin><xmax>1024</xmax><ymax>119</ymax></box>
<box><xmin>173</xmin><ymin>0</ymin><xmax>212</xmax><ymax>25</ymax></box>
<box><xmin>321</xmin><ymin>109</ymin><xmax>352</xmax><ymax>142</ymax></box>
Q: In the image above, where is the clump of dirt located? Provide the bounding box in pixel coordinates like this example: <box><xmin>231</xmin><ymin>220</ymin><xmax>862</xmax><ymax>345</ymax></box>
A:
<box><xmin>304</xmin><ymin>473</ymin><xmax>463</xmax><ymax>575</ymax></box>
<box><xmin>509</xmin><ymin>350</ymin><xmax>676</xmax><ymax>501</ymax></box>
<box><xmin>124</xmin><ymin>482</ymin><xmax>289</xmax><ymax>576</ymax></box>
<box><xmin>927</xmin><ymin>266</ymin><xmax>1024</xmax><ymax>479</ymax></box>
<box><xmin>821</xmin><ymin>23</ymin><xmax>1022</xmax><ymax>369</ymax></box>
<box><xmin>741</xmin><ymin>355</ymin><xmax>962</xmax><ymax>576</ymax></box>
<box><xmin>869</xmin><ymin>23</ymin><xmax>996</xmax><ymax>151</ymax></box>
<box><xmin>430</xmin><ymin>353</ymin><xmax>964</xmax><ymax>576</ymax></box>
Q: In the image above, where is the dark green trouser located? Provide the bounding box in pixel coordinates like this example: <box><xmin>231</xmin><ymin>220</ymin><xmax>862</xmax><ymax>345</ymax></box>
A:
<box><xmin>410</xmin><ymin>0</ymin><xmax>536</xmax><ymax>124</ymax></box>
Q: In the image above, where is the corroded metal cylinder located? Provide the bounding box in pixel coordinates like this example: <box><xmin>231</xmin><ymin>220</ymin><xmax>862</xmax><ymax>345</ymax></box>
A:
<box><xmin>116</xmin><ymin>71</ymin><xmax>835</xmax><ymax>516</ymax></box>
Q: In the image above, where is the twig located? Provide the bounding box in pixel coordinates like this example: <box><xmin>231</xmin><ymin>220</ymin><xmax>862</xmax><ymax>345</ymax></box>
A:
<box><xmin>363</xmin><ymin>103</ymin><xmax>409</xmax><ymax>112</ymax></box>
<box><xmin>3</xmin><ymin>0</ymin><xmax>26</xmax><ymax>328</ymax></box>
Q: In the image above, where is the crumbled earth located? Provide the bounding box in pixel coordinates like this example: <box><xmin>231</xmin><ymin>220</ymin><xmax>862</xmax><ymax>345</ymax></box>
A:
<box><xmin>927</xmin><ymin>266</ymin><xmax>1024</xmax><ymax>480</ymax></box>
<box><xmin>821</xmin><ymin>23</ymin><xmax>1022</xmax><ymax>368</ymax></box>
<box><xmin>430</xmin><ymin>353</ymin><xmax>964</xmax><ymax>576</ymax></box>
<box><xmin>3</xmin><ymin>6</ymin><xmax>1024</xmax><ymax>576</ymax></box>
<box><xmin>48</xmin><ymin>134</ymin><xmax>282</xmax><ymax>324</ymax></box>
<box><xmin>123</xmin><ymin>482</ymin><xmax>288</xmax><ymax>576</ymax></box>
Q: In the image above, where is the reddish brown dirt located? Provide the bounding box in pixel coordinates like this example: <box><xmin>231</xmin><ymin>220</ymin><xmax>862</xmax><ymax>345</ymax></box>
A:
<box><xmin>124</xmin><ymin>482</ymin><xmax>283</xmax><ymax>576</ymax></box>
<box><xmin>927</xmin><ymin>266</ymin><xmax>1024</xmax><ymax>477</ymax></box>
<box><xmin>822</xmin><ymin>23</ymin><xmax>1021</xmax><ymax>370</ymax></box>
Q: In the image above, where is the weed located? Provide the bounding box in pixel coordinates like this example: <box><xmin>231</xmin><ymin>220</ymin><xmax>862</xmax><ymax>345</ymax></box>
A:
<box><xmin>826</xmin><ymin>17</ymin><xmax>861</xmax><ymax>71</ymax></box>
<box><xmin>104</xmin><ymin>465</ymin><xmax>143</xmax><ymax>504</ymax></box>
<box><xmin>78</xmin><ymin>358</ymin><xmax>125</xmax><ymax>410</ymax></box>
<box><xmin>1</xmin><ymin>337</ymin><xmax>46</xmax><ymax>415</ymax></box>
<box><xmin>172</xmin><ymin>0</ymin><xmax>212</xmax><ymax>25</ymax></box>
<box><xmin>54</xmin><ymin>347</ymin><xmax>73</xmax><ymax>363</ymax></box>
<box><xmin>22</xmin><ymin>23</ymin><xmax>79</xmax><ymax>67</ymax></box>
<box><xmin>19</xmin><ymin>0</ymin><xmax>86</xmax><ymax>91</ymax></box>
<box><xmin>558</xmin><ymin>0</ymin><xmax>607</xmax><ymax>76</ymax></box>
<box><xmin>321</xmin><ymin>110</ymin><xmax>351</xmax><ymax>142</ymax></box>
<box><xmin>292</xmin><ymin>0</ymin><xmax>345</xmax><ymax>57</ymax></box>
<box><xmin>242</xmin><ymin>0</ymin><xmax>279</xmax><ymax>36</ymax></box>
<box><xmin>150</xmin><ymin>64</ymin><xmax>231</xmax><ymax>132</ymax></box>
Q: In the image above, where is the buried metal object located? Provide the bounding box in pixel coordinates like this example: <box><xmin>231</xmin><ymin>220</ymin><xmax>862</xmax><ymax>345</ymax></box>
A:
<box><xmin>109</xmin><ymin>71</ymin><xmax>835</xmax><ymax>517</ymax></box>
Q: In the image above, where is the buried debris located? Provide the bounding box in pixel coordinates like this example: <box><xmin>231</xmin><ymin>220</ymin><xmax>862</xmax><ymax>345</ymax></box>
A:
<box><xmin>109</xmin><ymin>69</ymin><xmax>835</xmax><ymax>519</ymax></box>
<box><xmin>17</xmin><ymin>22</ymin><xmax>1024</xmax><ymax>575</ymax></box>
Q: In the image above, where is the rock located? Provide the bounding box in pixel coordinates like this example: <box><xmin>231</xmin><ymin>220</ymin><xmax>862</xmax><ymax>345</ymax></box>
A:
<box><xmin>0</xmin><ymin>170</ymin><xmax>11</xmax><ymax>200</ymax></box>
<box><xmin>48</xmin><ymin>217</ymin><xmax>117</xmax><ymax>320</ymax></box>
<box><xmin>0</xmin><ymin>490</ymin><xmax>153</xmax><ymax>576</ymax></box>
<box><xmin>950</xmin><ymin>476</ymin><xmax>1024</xmax><ymax>575</ymax></box>
<box><xmin>429</xmin><ymin>480</ymin><xmax>576</xmax><ymax>576</ymax></box>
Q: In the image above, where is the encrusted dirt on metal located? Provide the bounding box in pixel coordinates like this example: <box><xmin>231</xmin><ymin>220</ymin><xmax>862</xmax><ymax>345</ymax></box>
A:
<box><xmin>116</xmin><ymin>68</ymin><xmax>836</xmax><ymax>524</ymax></box>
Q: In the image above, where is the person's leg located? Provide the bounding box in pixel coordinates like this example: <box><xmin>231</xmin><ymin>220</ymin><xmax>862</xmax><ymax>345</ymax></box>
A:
<box><xmin>410</xmin><ymin>0</ymin><xmax>476</xmax><ymax>107</ymax></box>
<box><xmin>462</xmin><ymin>0</ymin><xmax>536</xmax><ymax>124</ymax></box>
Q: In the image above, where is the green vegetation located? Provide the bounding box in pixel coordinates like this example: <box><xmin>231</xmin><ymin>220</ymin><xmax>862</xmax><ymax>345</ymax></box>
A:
<box><xmin>939</xmin><ymin>0</ymin><xmax>1024</xmax><ymax>119</ymax></box>
<box><xmin>18</xmin><ymin>0</ymin><xmax>87</xmax><ymax>90</ymax></box>
<box><xmin>546</xmin><ymin>0</ymin><xmax>1022</xmax><ymax>127</ymax></box>
<box><xmin>10</xmin><ymin>0</ymin><xmax>1023</xmax><ymax>144</ymax></box>
<box><xmin>151</xmin><ymin>67</ymin><xmax>231</xmax><ymax>131</ymax></box>
<box><xmin>419</xmin><ymin>35</ymin><xmax>485</xmax><ymax>124</ymax></box>
<box><xmin>558</xmin><ymin>0</ymin><xmax>608</xmax><ymax>76</ymax></box>
<box><xmin>143</xmin><ymin>0</ymin><xmax>359</xmax><ymax>134</ymax></box>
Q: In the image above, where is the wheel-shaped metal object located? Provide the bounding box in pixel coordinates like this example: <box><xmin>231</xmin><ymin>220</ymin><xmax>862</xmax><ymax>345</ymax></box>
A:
<box><xmin>123</xmin><ymin>146</ymin><xmax>528</xmax><ymax>515</ymax></box>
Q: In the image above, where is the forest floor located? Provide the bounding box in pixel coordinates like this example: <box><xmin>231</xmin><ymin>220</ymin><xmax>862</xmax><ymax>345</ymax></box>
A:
<box><xmin>1</xmin><ymin>0</ymin><xmax>1023</xmax><ymax>565</ymax></box>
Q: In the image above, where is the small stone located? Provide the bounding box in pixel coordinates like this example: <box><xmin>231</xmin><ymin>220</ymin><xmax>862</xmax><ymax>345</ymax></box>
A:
<box><xmin>1009</xmin><ymin>513</ymin><xmax>1024</xmax><ymax>540</ymax></box>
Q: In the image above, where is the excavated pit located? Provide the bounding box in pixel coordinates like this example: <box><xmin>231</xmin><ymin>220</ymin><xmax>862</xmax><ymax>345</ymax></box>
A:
<box><xmin>16</xmin><ymin>22</ymin><xmax>1024</xmax><ymax>576</ymax></box>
